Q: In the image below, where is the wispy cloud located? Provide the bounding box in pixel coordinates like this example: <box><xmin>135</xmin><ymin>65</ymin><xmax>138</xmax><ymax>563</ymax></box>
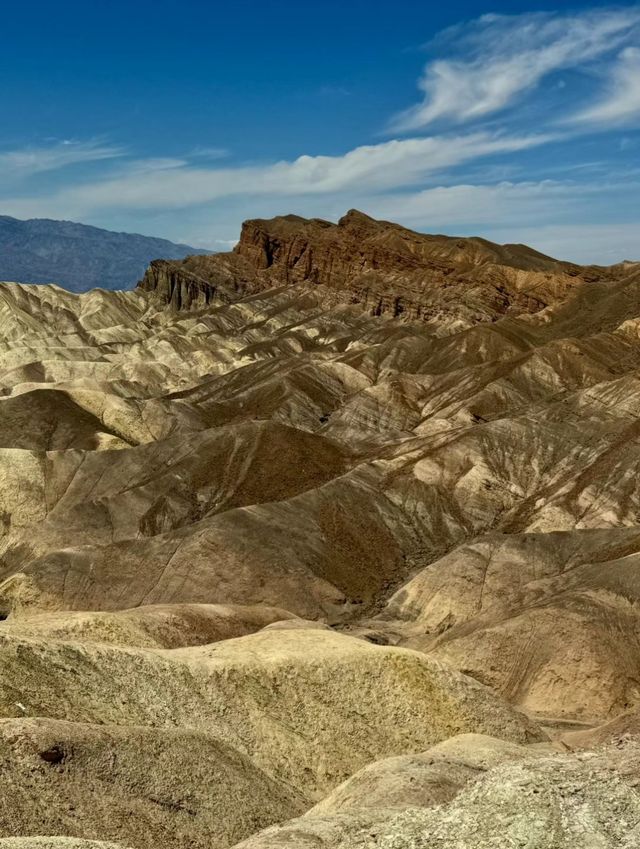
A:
<box><xmin>0</xmin><ymin>139</ymin><xmax>124</xmax><ymax>178</ymax></box>
<box><xmin>572</xmin><ymin>46</ymin><xmax>640</xmax><ymax>125</ymax></box>
<box><xmin>1</xmin><ymin>130</ymin><xmax>553</xmax><ymax>217</ymax></box>
<box><xmin>365</xmin><ymin>180</ymin><xmax>593</xmax><ymax>229</ymax></box>
<box><xmin>115</xmin><ymin>157</ymin><xmax>189</xmax><ymax>174</ymax></box>
<box><xmin>486</xmin><ymin>221</ymin><xmax>640</xmax><ymax>264</ymax></box>
<box><xmin>391</xmin><ymin>8</ymin><xmax>640</xmax><ymax>131</ymax></box>
<box><xmin>102</xmin><ymin>178</ymin><xmax>640</xmax><ymax>264</ymax></box>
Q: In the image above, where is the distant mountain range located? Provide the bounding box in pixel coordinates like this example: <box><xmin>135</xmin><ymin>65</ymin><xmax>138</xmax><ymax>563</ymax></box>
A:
<box><xmin>0</xmin><ymin>215</ymin><xmax>211</xmax><ymax>292</ymax></box>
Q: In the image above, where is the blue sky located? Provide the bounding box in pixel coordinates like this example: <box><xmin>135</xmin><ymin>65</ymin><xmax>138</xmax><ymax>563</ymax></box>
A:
<box><xmin>2</xmin><ymin>1</ymin><xmax>639</xmax><ymax>262</ymax></box>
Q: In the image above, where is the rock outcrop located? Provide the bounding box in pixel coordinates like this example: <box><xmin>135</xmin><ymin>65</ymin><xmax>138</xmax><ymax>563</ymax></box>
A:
<box><xmin>0</xmin><ymin>717</ymin><xmax>304</xmax><ymax>849</ymax></box>
<box><xmin>139</xmin><ymin>210</ymin><xmax>611</xmax><ymax>326</ymax></box>
<box><xmin>231</xmin><ymin>737</ymin><xmax>640</xmax><ymax>849</ymax></box>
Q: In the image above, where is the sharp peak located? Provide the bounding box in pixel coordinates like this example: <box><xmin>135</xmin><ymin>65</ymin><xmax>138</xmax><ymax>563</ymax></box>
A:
<box><xmin>338</xmin><ymin>209</ymin><xmax>378</xmax><ymax>225</ymax></box>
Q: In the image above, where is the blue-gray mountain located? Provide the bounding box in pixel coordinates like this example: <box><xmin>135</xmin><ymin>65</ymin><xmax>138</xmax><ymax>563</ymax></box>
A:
<box><xmin>0</xmin><ymin>214</ymin><xmax>211</xmax><ymax>292</ymax></box>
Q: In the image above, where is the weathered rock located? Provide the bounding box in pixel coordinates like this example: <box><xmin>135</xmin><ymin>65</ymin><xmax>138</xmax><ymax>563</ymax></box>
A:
<box><xmin>0</xmin><ymin>630</ymin><xmax>543</xmax><ymax>801</ymax></box>
<box><xmin>0</xmin><ymin>840</ymin><xmax>129</xmax><ymax>849</ymax></box>
<box><xmin>0</xmin><ymin>717</ymin><xmax>304</xmax><ymax>848</ymax></box>
<box><xmin>140</xmin><ymin>210</ymin><xmax>609</xmax><ymax>324</ymax></box>
<box><xmin>2</xmin><ymin>220</ymin><xmax>640</xmax><ymax>721</ymax></box>
<box><xmin>338</xmin><ymin>743</ymin><xmax>640</xmax><ymax>848</ymax></box>
<box><xmin>230</xmin><ymin>734</ymin><xmax>553</xmax><ymax>849</ymax></box>
<box><xmin>0</xmin><ymin>603</ymin><xmax>297</xmax><ymax>648</ymax></box>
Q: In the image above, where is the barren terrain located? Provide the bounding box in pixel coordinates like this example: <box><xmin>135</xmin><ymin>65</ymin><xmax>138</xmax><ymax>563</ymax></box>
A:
<box><xmin>2</xmin><ymin>210</ymin><xmax>640</xmax><ymax>846</ymax></box>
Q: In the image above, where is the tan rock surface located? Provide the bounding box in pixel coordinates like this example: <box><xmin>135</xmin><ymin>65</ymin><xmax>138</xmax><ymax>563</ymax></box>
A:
<box><xmin>308</xmin><ymin>733</ymin><xmax>546</xmax><ymax>815</ymax></box>
<box><xmin>0</xmin><ymin>603</ymin><xmax>297</xmax><ymax>648</ymax></box>
<box><xmin>561</xmin><ymin>707</ymin><xmax>640</xmax><ymax>749</ymax></box>
<box><xmin>0</xmin><ymin>630</ymin><xmax>542</xmax><ymax>801</ymax></box>
<box><xmin>0</xmin><ymin>841</ymin><xmax>129</xmax><ymax>849</ymax></box>
<box><xmin>0</xmin><ymin>717</ymin><xmax>304</xmax><ymax>848</ymax></box>
<box><xmin>231</xmin><ymin>733</ymin><xmax>552</xmax><ymax>849</ymax></box>
<box><xmin>236</xmin><ymin>740</ymin><xmax>640</xmax><ymax>849</ymax></box>
<box><xmin>381</xmin><ymin>530</ymin><xmax>640</xmax><ymax>719</ymax></box>
<box><xmin>3</xmin><ymin>212</ymin><xmax>640</xmax><ymax>846</ymax></box>
<box><xmin>334</xmin><ymin>743</ymin><xmax>640</xmax><ymax>848</ymax></box>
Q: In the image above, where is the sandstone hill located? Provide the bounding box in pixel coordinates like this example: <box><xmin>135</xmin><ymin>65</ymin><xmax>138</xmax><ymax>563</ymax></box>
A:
<box><xmin>2</xmin><ymin>211</ymin><xmax>640</xmax><ymax>846</ymax></box>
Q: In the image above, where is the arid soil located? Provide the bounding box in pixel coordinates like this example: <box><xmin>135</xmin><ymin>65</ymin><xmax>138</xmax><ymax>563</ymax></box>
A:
<box><xmin>2</xmin><ymin>211</ymin><xmax>640</xmax><ymax>847</ymax></box>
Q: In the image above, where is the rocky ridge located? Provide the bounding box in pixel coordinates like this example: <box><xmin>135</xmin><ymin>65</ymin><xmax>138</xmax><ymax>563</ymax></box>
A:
<box><xmin>139</xmin><ymin>209</ymin><xmax>616</xmax><ymax>325</ymax></box>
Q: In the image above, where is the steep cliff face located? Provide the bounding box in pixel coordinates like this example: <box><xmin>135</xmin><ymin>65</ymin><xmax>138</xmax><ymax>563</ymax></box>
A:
<box><xmin>137</xmin><ymin>252</ymin><xmax>257</xmax><ymax>311</ymax></box>
<box><xmin>138</xmin><ymin>260</ymin><xmax>218</xmax><ymax>311</ymax></box>
<box><xmin>138</xmin><ymin>209</ymin><xmax>610</xmax><ymax>326</ymax></box>
<box><xmin>234</xmin><ymin>209</ymin><xmax>560</xmax><ymax>283</ymax></box>
<box><xmin>233</xmin><ymin>210</ymin><xmax>598</xmax><ymax>322</ymax></box>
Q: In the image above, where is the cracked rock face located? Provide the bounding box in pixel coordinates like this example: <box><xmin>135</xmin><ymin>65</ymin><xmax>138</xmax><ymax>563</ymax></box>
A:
<box><xmin>140</xmin><ymin>209</ymin><xmax>612</xmax><ymax>323</ymax></box>
<box><xmin>2</xmin><ymin>211</ymin><xmax>640</xmax><ymax>847</ymax></box>
<box><xmin>334</xmin><ymin>745</ymin><xmax>640</xmax><ymax>849</ymax></box>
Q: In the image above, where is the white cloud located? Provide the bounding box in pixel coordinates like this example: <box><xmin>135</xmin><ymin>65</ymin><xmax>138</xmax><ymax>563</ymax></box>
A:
<box><xmin>119</xmin><ymin>158</ymin><xmax>188</xmax><ymax>173</ymax></box>
<box><xmin>0</xmin><ymin>131</ymin><xmax>552</xmax><ymax>218</ymax></box>
<box><xmin>0</xmin><ymin>140</ymin><xmax>124</xmax><ymax>178</ymax></box>
<box><xmin>188</xmin><ymin>146</ymin><xmax>229</xmax><ymax>160</ymax></box>
<box><xmin>46</xmin><ymin>176</ymin><xmax>637</xmax><ymax>265</ymax></box>
<box><xmin>363</xmin><ymin>180</ymin><xmax>597</xmax><ymax>229</ymax></box>
<box><xmin>359</xmin><ymin>180</ymin><xmax>640</xmax><ymax>264</ymax></box>
<box><xmin>572</xmin><ymin>46</ymin><xmax>640</xmax><ymax>125</ymax></box>
<box><xmin>486</xmin><ymin>222</ymin><xmax>640</xmax><ymax>265</ymax></box>
<box><xmin>391</xmin><ymin>8</ymin><xmax>640</xmax><ymax>131</ymax></box>
<box><xmin>212</xmin><ymin>238</ymin><xmax>239</xmax><ymax>248</ymax></box>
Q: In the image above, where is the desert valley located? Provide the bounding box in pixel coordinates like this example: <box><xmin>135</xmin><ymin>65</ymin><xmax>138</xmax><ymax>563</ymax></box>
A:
<box><xmin>1</xmin><ymin>209</ymin><xmax>640</xmax><ymax>847</ymax></box>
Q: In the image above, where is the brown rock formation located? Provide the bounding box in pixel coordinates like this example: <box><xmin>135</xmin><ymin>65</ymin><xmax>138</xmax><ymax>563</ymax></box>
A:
<box><xmin>139</xmin><ymin>210</ymin><xmax>610</xmax><ymax>326</ymax></box>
